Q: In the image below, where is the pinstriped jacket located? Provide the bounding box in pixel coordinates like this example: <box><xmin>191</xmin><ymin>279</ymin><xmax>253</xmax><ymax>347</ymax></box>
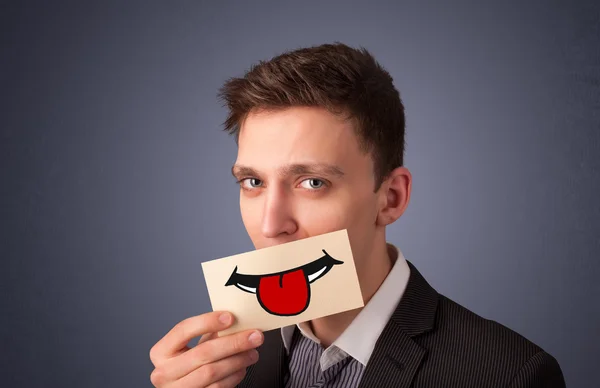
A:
<box><xmin>237</xmin><ymin>260</ymin><xmax>566</xmax><ymax>388</ymax></box>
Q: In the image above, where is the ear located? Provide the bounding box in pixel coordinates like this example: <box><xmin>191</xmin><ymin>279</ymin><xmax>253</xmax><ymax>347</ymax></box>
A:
<box><xmin>376</xmin><ymin>167</ymin><xmax>412</xmax><ymax>226</ymax></box>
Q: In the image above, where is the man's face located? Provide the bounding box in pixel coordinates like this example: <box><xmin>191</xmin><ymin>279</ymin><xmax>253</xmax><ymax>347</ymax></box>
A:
<box><xmin>232</xmin><ymin>106</ymin><xmax>383</xmax><ymax>273</ymax></box>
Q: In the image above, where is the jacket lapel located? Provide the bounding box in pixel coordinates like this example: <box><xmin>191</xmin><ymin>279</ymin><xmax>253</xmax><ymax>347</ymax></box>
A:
<box><xmin>250</xmin><ymin>329</ymin><xmax>287</xmax><ymax>388</ymax></box>
<box><xmin>358</xmin><ymin>260</ymin><xmax>439</xmax><ymax>388</ymax></box>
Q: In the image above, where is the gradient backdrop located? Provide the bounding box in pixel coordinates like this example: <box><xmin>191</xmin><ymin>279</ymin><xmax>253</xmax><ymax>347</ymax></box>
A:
<box><xmin>2</xmin><ymin>1</ymin><xmax>599</xmax><ymax>387</ymax></box>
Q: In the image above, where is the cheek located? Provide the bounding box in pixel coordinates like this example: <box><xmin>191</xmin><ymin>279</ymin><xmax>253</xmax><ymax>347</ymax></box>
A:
<box><xmin>297</xmin><ymin>206</ymin><xmax>348</xmax><ymax>235</ymax></box>
<box><xmin>240</xmin><ymin>197</ymin><xmax>262</xmax><ymax>237</ymax></box>
<box><xmin>297</xmin><ymin>191</ymin><xmax>377</xmax><ymax>236</ymax></box>
<box><xmin>325</xmin><ymin>192</ymin><xmax>378</xmax><ymax>265</ymax></box>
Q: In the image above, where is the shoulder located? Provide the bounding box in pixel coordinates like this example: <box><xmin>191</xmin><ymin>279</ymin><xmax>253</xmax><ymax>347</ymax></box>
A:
<box><xmin>434</xmin><ymin>293</ymin><xmax>542</xmax><ymax>354</ymax></box>
<box><xmin>507</xmin><ymin>349</ymin><xmax>565</xmax><ymax>387</ymax></box>
<box><xmin>412</xmin><ymin>294</ymin><xmax>565</xmax><ymax>386</ymax></box>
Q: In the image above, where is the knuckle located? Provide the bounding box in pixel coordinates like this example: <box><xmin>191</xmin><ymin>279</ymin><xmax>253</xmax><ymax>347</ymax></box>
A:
<box><xmin>149</xmin><ymin>346</ymin><xmax>158</xmax><ymax>365</ymax></box>
<box><xmin>149</xmin><ymin>344</ymin><xmax>166</xmax><ymax>366</ymax></box>
<box><xmin>233</xmin><ymin>333</ymin><xmax>247</xmax><ymax>352</ymax></box>
<box><xmin>201</xmin><ymin>364</ymin><xmax>218</xmax><ymax>381</ymax></box>
<box><xmin>190</xmin><ymin>345</ymin><xmax>211</xmax><ymax>367</ymax></box>
<box><xmin>173</xmin><ymin>319</ymin><xmax>190</xmax><ymax>339</ymax></box>
<box><xmin>150</xmin><ymin>367</ymin><xmax>166</xmax><ymax>386</ymax></box>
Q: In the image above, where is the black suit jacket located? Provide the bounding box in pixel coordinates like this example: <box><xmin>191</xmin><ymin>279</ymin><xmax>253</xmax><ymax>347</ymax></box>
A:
<box><xmin>238</xmin><ymin>260</ymin><xmax>566</xmax><ymax>388</ymax></box>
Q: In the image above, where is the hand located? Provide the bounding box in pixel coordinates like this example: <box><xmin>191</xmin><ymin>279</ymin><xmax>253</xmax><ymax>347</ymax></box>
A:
<box><xmin>149</xmin><ymin>311</ymin><xmax>263</xmax><ymax>387</ymax></box>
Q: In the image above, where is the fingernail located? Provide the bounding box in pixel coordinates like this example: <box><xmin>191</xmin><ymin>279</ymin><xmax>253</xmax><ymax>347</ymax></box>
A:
<box><xmin>248</xmin><ymin>331</ymin><xmax>263</xmax><ymax>345</ymax></box>
<box><xmin>219</xmin><ymin>313</ymin><xmax>231</xmax><ymax>325</ymax></box>
<box><xmin>249</xmin><ymin>349</ymin><xmax>259</xmax><ymax>362</ymax></box>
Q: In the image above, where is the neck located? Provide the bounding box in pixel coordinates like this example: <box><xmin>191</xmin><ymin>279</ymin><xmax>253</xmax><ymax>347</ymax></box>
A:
<box><xmin>308</xmin><ymin>234</ymin><xmax>393</xmax><ymax>347</ymax></box>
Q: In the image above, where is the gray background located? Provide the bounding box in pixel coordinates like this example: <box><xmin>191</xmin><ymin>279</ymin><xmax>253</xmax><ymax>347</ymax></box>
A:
<box><xmin>2</xmin><ymin>1</ymin><xmax>599</xmax><ymax>387</ymax></box>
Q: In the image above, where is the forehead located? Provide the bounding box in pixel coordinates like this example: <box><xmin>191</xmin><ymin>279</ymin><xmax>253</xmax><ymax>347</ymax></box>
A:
<box><xmin>236</xmin><ymin>107</ymin><xmax>364</xmax><ymax>167</ymax></box>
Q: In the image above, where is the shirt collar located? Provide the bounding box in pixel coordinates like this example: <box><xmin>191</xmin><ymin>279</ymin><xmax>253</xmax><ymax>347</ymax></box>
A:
<box><xmin>281</xmin><ymin>242</ymin><xmax>411</xmax><ymax>366</ymax></box>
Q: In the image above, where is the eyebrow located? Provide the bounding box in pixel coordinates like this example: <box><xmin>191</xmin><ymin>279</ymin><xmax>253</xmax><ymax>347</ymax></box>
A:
<box><xmin>231</xmin><ymin>163</ymin><xmax>345</xmax><ymax>179</ymax></box>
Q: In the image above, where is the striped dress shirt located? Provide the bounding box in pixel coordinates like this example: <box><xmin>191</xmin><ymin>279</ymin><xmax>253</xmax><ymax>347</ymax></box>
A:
<box><xmin>284</xmin><ymin>327</ymin><xmax>364</xmax><ymax>387</ymax></box>
<box><xmin>280</xmin><ymin>243</ymin><xmax>411</xmax><ymax>388</ymax></box>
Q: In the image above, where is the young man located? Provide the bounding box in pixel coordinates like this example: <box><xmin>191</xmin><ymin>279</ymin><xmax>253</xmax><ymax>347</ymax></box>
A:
<box><xmin>149</xmin><ymin>43</ymin><xmax>566</xmax><ymax>388</ymax></box>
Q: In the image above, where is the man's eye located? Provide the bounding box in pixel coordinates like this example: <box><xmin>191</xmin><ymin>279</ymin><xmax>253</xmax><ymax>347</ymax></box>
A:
<box><xmin>300</xmin><ymin>179</ymin><xmax>325</xmax><ymax>189</ymax></box>
<box><xmin>241</xmin><ymin>178</ymin><xmax>263</xmax><ymax>188</ymax></box>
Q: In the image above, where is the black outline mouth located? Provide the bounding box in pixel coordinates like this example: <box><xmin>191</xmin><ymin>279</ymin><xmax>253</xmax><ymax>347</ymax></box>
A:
<box><xmin>224</xmin><ymin>249</ymin><xmax>344</xmax><ymax>316</ymax></box>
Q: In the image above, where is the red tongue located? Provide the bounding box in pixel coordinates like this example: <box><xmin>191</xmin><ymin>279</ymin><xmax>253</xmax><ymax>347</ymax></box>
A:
<box><xmin>257</xmin><ymin>269</ymin><xmax>310</xmax><ymax>316</ymax></box>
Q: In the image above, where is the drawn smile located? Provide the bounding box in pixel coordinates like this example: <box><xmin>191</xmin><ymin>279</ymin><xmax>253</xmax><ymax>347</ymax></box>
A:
<box><xmin>225</xmin><ymin>250</ymin><xmax>344</xmax><ymax>316</ymax></box>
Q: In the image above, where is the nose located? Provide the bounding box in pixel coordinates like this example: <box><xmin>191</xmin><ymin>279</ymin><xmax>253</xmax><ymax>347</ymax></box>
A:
<box><xmin>261</xmin><ymin>186</ymin><xmax>298</xmax><ymax>238</ymax></box>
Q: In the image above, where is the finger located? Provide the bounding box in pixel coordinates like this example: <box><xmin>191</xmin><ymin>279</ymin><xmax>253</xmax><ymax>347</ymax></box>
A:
<box><xmin>165</xmin><ymin>329</ymin><xmax>263</xmax><ymax>380</ymax></box>
<box><xmin>174</xmin><ymin>350</ymin><xmax>257</xmax><ymax>388</ymax></box>
<box><xmin>197</xmin><ymin>332</ymin><xmax>217</xmax><ymax>345</ymax></box>
<box><xmin>206</xmin><ymin>369</ymin><xmax>247</xmax><ymax>388</ymax></box>
<box><xmin>170</xmin><ymin>346</ymin><xmax>190</xmax><ymax>360</ymax></box>
<box><xmin>150</xmin><ymin>312</ymin><xmax>234</xmax><ymax>365</ymax></box>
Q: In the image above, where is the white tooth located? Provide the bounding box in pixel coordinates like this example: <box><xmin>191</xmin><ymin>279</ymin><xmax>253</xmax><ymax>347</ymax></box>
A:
<box><xmin>237</xmin><ymin>284</ymin><xmax>256</xmax><ymax>293</ymax></box>
<box><xmin>308</xmin><ymin>267</ymin><xmax>327</xmax><ymax>283</ymax></box>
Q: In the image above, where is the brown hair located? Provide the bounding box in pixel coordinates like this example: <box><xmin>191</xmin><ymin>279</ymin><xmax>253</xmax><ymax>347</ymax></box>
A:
<box><xmin>218</xmin><ymin>42</ymin><xmax>405</xmax><ymax>190</ymax></box>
